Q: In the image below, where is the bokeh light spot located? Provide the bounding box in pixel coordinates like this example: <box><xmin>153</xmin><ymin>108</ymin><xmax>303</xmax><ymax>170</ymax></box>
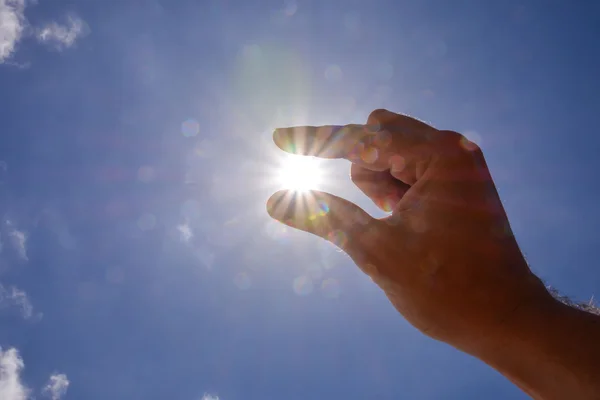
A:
<box><xmin>234</xmin><ymin>272</ymin><xmax>252</xmax><ymax>290</ymax></box>
<box><xmin>318</xmin><ymin>200</ymin><xmax>329</xmax><ymax>215</ymax></box>
<box><xmin>181</xmin><ymin>119</ymin><xmax>200</xmax><ymax>137</ymax></box>
<box><xmin>343</xmin><ymin>12</ymin><xmax>361</xmax><ymax>32</ymax></box>
<box><xmin>461</xmin><ymin>131</ymin><xmax>482</xmax><ymax>151</ymax></box>
<box><xmin>181</xmin><ymin>199</ymin><xmax>201</xmax><ymax>220</ymax></box>
<box><xmin>327</xmin><ymin>229</ymin><xmax>348</xmax><ymax>250</ymax></box>
<box><xmin>361</xmin><ymin>146</ymin><xmax>379</xmax><ymax>164</ymax></box>
<box><xmin>195</xmin><ymin>247</ymin><xmax>216</xmax><ymax>269</ymax></box>
<box><xmin>321</xmin><ymin>278</ymin><xmax>341</xmax><ymax>298</ymax></box>
<box><xmin>137</xmin><ymin>213</ymin><xmax>157</xmax><ymax>231</ymax></box>
<box><xmin>379</xmin><ymin>197</ymin><xmax>395</xmax><ymax>213</ymax></box>
<box><xmin>325</xmin><ymin>65</ymin><xmax>343</xmax><ymax>82</ymax></box>
<box><xmin>265</xmin><ymin>219</ymin><xmax>289</xmax><ymax>242</ymax></box>
<box><xmin>374</xmin><ymin>130</ymin><xmax>393</xmax><ymax>148</ymax></box>
<box><xmin>293</xmin><ymin>275</ymin><xmax>313</xmax><ymax>296</ymax></box>
<box><xmin>389</xmin><ymin>155</ymin><xmax>406</xmax><ymax>175</ymax></box>
<box><xmin>242</xmin><ymin>44</ymin><xmax>262</xmax><ymax>59</ymax></box>
<box><xmin>460</xmin><ymin>136</ymin><xmax>479</xmax><ymax>152</ymax></box>
<box><xmin>283</xmin><ymin>0</ymin><xmax>297</xmax><ymax>16</ymax></box>
<box><xmin>137</xmin><ymin>165</ymin><xmax>155</xmax><ymax>183</ymax></box>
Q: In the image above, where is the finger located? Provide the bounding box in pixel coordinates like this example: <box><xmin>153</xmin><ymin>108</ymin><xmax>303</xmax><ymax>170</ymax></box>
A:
<box><xmin>350</xmin><ymin>164</ymin><xmax>410</xmax><ymax>212</ymax></box>
<box><xmin>266</xmin><ymin>189</ymin><xmax>381</xmax><ymax>261</ymax></box>
<box><xmin>273</xmin><ymin>109</ymin><xmax>442</xmax><ymax>184</ymax></box>
<box><xmin>367</xmin><ymin>108</ymin><xmax>436</xmax><ymax>134</ymax></box>
<box><xmin>272</xmin><ymin>124</ymin><xmax>372</xmax><ymax>159</ymax></box>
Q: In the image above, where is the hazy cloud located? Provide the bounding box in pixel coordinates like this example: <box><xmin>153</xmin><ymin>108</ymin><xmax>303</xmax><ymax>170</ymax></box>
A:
<box><xmin>0</xmin><ymin>284</ymin><xmax>35</xmax><ymax>320</ymax></box>
<box><xmin>1</xmin><ymin>1</ymin><xmax>89</xmax><ymax>63</ymax></box>
<box><xmin>42</xmin><ymin>373</ymin><xmax>69</xmax><ymax>400</ymax></box>
<box><xmin>36</xmin><ymin>15</ymin><xmax>87</xmax><ymax>50</ymax></box>
<box><xmin>0</xmin><ymin>347</ymin><xmax>29</xmax><ymax>400</ymax></box>
<box><xmin>8</xmin><ymin>229</ymin><xmax>27</xmax><ymax>261</ymax></box>
<box><xmin>177</xmin><ymin>222</ymin><xmax>193</xmax><ymax>243</ymax></box>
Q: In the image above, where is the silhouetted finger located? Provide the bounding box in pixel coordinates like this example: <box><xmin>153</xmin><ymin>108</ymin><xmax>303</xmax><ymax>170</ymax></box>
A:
<box><xmin>350</xmin><ymin>164</ymin><xmax>411</xmax><ymax>212</ymax></box>
<box><xmin>273</xmin><ymin>110</ymin><xmax>443</xmax><ymax>183</ymax></box>
<box><xmin>266</xmin><ymin>189</ymin><xmax>382</xmax><ymax>262</ymax></box>
<box><xmin>272</xmin><ymin>124</ymin><xmax>372</xmax><ymax>159</ymax></box>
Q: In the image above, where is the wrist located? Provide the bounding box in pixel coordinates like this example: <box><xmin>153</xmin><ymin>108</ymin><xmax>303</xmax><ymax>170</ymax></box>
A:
<box><xmin>475</xmin><ymin>287</ymin><xmax>600</xmax><ymax>399</ymax></box>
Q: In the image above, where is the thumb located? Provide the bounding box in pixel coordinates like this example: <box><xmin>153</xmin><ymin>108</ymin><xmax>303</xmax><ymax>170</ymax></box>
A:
<box><xmin>266</xmin><ymin>190</ymin><xmax>381</xmax><ymax>260</ymax></box>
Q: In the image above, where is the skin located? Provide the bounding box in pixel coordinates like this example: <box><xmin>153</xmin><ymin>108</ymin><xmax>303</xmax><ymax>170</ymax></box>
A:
<box><xmin>266</xmin><ymin>109</ymin><xmax>600</xmax><ymax>399</ymax></box>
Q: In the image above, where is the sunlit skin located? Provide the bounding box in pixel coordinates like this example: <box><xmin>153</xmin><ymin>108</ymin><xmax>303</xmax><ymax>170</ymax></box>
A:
<box><xmin>267</xmin><ymin>109</ymin><xmax>600</xmax><ymax>400</ymax></box>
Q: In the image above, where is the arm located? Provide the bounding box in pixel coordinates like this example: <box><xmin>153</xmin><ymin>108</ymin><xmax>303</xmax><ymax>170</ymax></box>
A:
<box><xmin>479</xmin><ymin>293</ymin><xmax>600</xmax><ymax>399</ymax></box>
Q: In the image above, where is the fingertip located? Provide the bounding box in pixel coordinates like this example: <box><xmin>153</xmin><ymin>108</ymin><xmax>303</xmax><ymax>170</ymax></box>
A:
<box><xmin>266</xmin><ymin>190</ymin><xmax>292</xmax><ymax>219</ymax></box>
<box><xmin>367</xmin><ymin>109</ymin><xmax>396</xmax><ymax>125</ymax></box>
<box><xmin>272</xmin><ymin>128</ymin><xmax>287</xmax><ymax>149</ymax></box>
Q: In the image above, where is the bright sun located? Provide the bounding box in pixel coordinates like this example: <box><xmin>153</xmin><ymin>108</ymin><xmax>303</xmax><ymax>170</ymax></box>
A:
<box><xmin>276</xmin><ymin>155</ymin><xmax>323</xmax><ymax>193</ymax></box>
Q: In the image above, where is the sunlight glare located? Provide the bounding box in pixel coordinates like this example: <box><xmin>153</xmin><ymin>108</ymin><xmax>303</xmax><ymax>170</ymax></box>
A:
<box><xmin>276</xmin><ymin>155</ymin><xmax>323</xmax><ymax>193</ymax></box>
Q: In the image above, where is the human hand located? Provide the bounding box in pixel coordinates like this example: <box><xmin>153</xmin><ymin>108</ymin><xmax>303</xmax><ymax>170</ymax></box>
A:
<box><xmin>266</xmin><ymin>109</ymin><xmax>551</xmax><ymax>355</ymax></box>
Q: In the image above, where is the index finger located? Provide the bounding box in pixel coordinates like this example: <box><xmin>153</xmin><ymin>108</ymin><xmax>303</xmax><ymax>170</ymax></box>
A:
<box><xmin>273</xmin><ymin>124</ymin><xmax>374</xmax><ymax>159</ymax></box>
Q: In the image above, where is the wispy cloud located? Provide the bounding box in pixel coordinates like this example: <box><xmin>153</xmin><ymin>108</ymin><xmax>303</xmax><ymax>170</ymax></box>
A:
<box><xmin>0</xmin><ymin>347</ymin><xmax>30</xmax><ymax>400</ymax></box>
<box><xmin>0</xmin><ymin>283</ymin><xmax>36</xmax><ymax>320</ymax></box>
<box><xmin>42</xmin><ymin>373</ymin><xmax>70</xmax><ymax>400</ymax></box>
<box><xmin>8</xmin><ymin>229</ymin><xmax>27</xmax><ymax>261</ymax></box>
<box><xmin>36</xmin><ymin>15</ymin><xmax>87</xmax><ymax>50</ymax></box>
<box><xmin>177</xmin><ymin>222</ymin><xmax>193</xmax><ymax>243</ymax></box>
<box><xmin>1</xmin><ymin>1</ymin><xmax>88</xmax><ymax>63</ymax></box>
<box><xmin>201</xmin><ymin>394</ymin><xmax>220</xmax><ymax>400</ymax></box>
<box><xmin>0</xmin><ymin>0</ymin><xmax>26</xmax><ymax>63</ymax></box>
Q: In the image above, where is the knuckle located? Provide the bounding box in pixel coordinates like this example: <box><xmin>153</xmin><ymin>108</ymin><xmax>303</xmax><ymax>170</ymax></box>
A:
<box><xmin>438</xmin><ymin>130</ymin><xmax>483</xmax><ymax>157</ymax></box>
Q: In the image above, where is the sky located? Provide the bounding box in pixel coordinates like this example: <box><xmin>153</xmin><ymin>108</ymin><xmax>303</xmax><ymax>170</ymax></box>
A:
<box><xmin>0</xmin><ymin>0</ymin><xmax>599</xmax><ymax>399</ymax></box>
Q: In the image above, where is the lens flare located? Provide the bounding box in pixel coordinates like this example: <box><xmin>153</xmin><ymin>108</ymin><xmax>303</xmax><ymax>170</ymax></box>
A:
<box><xmin>276</xmin><ymin>155</ymin><xmax>323</xmax><ymax>193</ymax></box>
<box><xmin>327</xmin><ymin>229</ymin><xmax>348</xmax><ymax>250</ymax></box>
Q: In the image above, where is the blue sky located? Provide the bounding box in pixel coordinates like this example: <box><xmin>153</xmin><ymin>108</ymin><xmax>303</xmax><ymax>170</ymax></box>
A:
<box><xmin>1</xmin><ymin>0</ymin><xmax>599</xmax><ymax>399</ymax></box>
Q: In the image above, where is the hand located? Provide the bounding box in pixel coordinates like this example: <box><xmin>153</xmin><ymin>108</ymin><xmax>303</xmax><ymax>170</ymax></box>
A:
<box><xmin>266</xmin><ymin>109</ymin><xmax>550</xmax><ymax>355</ymax></box>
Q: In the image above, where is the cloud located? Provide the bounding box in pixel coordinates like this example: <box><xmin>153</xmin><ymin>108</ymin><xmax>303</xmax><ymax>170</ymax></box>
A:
<box><xmin>0</xmin><ymin>0</ymin><xmax>26</xmax><ymax>63</ymax></box>
<box><xmin>0</xmin><ymin>349</ymin><xmax>68</xmax><ymax>400</ymax></box>
<box><xmin>8</xmin><ymin>229</ymin><xmax>27</xmax><ymax>261</ymax></box>
<box><xmin>0</xmin><ymin>347</ymin><xmax>30</xmax><ymax>400</ymax></box>
<box><xmin>1</xmin><ymin>1</ymin><xmax>89</xmax><ymax>63</ymax></box>
<box><xmin>42</xmin><ymin>374</ymin><xmax>69</xmax><ymax>400</ymax></box>
<box><xmin>0</xmin><ymin>284</ymin><xmax>35</xmax><ymax>320</ymax></box>
<box><xmin>36</xmin><ymin>15</ymin><xmax>87</xmax><ymax>50</ymax></box>
<box><xmin>177</xmin><ymin>222</ymin><xmax>193</xmax><ymax>243</ymax></box>
<box><xmin>201</xmin><ymin>395</ymin><xmax>219</xmax><ymax>400</ymax></box>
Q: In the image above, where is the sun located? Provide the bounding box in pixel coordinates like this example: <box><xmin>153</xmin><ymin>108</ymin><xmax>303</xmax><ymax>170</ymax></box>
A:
<box><xmin>276</xmin><ymin>154</ymin><xmax>323</xmax><ymax>193</ymax></box>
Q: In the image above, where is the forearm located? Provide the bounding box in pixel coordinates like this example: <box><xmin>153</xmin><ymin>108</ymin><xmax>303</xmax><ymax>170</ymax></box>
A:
<box><xmin>477</xmin><ymin>292</ymin><xmax>600</xmax><ymax>399</ymax></box>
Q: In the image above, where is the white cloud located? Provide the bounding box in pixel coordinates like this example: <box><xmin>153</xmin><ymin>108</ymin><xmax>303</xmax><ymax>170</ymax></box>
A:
<box><xmin>177</xmin><ymin>222</ymin><xmax>193</xmax><ymax>243</ymax></box>
<box><xmin>9</xmin><ymin>229</ymin><xmax>27</xmax><ymax>261</ymax></box>
<box><xmin>0</xmin><ymin>283</ymin><xmax>35</xmax><ymax>319</ymax></box>
<box><xmin>0</xmin><ymin>0</ymin><xmax>26</xmax><ymax>63</ymax></box>
<box><xmin>42</xmin><ymin>373</ymin><xmax>69</xmax><ymax>400</ymax></box>
<box><xmin>36</xmin><ymin>15</ymin><xmax>87</xmax><ymax>50</ymax></box>
<box><xmin>201</xmin><ymin>394</ymin><xmax>219</xmax><ymax>400</ymax></box>
<box><xmin>0</xmin><ymin>347</ymin><xmax>30</xmax><ymax>400</ymax></box>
